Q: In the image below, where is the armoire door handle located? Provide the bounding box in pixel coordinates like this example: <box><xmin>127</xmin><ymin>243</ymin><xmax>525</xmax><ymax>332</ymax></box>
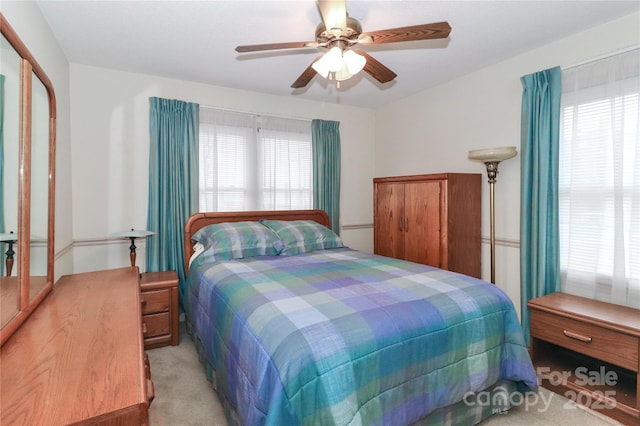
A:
<box><xmin>405</xmin><ymin>217</ymin><xmax>409</xmax><ymax>232</ymax></box>
<box><xmin>399</xmin><ymin>216</ymin><xmax>404</xmax><ymax>232</ymax></box>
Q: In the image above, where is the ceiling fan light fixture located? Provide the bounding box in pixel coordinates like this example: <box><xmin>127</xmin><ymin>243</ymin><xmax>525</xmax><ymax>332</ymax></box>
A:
<box><xmin>324</xmin><ymin>46</ymin><xmax>344</xmax><ymax>72</ymax></box>
<box><xmin>335</xmin><ymin>62</ymin><xmax>353</xmax><ymax>81</ymax></box>
<box><xmin>311</xmin><ymin>57</ymin><xmax>330</xmax><ymax>78</ymax></box>
<box><xmin>343</xmin><ymin>50</ymin><xmax>366</xmax><ymax>75</ymax></box>
<box><xmin>313</xmin><ymin>47</ymin><xmax>366</xmax><ymax>83</ymax></box>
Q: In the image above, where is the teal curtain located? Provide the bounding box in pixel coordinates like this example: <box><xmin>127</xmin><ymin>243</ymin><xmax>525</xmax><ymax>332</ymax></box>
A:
<box><xmin>311</xmin><ymin>119</ymin><xmax>341</xmax><ymax>234</ymax></box>
<box><xmin>520</xmin><ymin>67</ymin><xmax>562</xmax><ymax>345</ymax></box>
<box><xmin>146</xmin><ymin>97</ymin><xmax>199</xmax><ymax>297</ymax></box>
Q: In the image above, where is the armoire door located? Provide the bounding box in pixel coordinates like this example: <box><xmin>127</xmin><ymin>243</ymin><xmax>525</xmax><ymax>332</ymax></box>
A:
<box><xmin>403</xmin><ymin>181</ymin><xmax>441</xmax><ymax>266</ymax></box>
<box><xmin>374</xmin><ymin>183</ymin><xmax>405</xmax><ymax>259</ymax></box>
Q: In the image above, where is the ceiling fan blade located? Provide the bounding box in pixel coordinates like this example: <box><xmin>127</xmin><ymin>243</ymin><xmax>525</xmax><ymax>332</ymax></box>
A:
<box><xmin>291</xmin><ymin>55</ymin><xmax>324</xmax><ymax>88</ymax></box>
<box><xmin>355</xmin><ymin>50</ymin><xmax>397</xmax><ymax>84</ymax></box>
<box><xmin>317</xmin><ymin>0</ymin><xmax>347</xmax><ymax>32</ymax></box>
<box><xmin>236</xmin><ymin>41</ymin><xmax>317</xmax><ymax>53</ymax></box>
<box><xmin>359</xmin><ymin>22</ymin><xmax>451</xmax><ymax>45</ymax></box>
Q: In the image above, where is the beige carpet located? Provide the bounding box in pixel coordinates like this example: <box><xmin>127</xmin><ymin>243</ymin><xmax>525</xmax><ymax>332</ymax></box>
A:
<box><xmin>148</xmin><ymin>323</ymin><xmax>622</xmax><ymax>426</ymax></box>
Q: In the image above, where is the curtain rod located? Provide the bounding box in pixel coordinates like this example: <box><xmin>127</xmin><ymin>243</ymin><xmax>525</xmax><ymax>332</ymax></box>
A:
<box><xmin>561</xmin><ymin>45</ymin><xmax>639</xmax><ymax>70</ymax></box>
<box><xmin>199</xmin><ymin>104</ymin><xmax>312</xmax><ymax>123</ymax></box>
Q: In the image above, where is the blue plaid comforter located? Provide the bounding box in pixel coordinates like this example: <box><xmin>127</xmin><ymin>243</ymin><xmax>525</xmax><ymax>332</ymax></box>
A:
<box><xmin>185</xmin><ymin>248</ymin><xmax>537</xmax><ymax>425</ymax></box>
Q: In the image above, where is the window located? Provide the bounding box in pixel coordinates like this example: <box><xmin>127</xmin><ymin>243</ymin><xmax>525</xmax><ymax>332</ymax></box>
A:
<box><xmin>559</xmin><ymin>48</ymin><xmax>639</xmax><ymax>308</ymax></box>
<box><xmin>198</xmin><ymin>108</ymin><xmax>312</xmax><ymax>212</ymax></box>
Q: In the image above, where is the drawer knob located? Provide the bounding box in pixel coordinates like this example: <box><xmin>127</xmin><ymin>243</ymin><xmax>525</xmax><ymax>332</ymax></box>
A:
<box><xmin>563</xmin><ymin>329</ymin><xmax>592</xmax><ymax>343</ymax></box>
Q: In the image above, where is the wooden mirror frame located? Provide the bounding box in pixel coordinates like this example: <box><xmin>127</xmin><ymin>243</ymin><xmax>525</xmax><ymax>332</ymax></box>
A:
<box><xmin>0</xmin><ymin>13</ymin><xmax>56</xmax><ymax>346</ymax></box>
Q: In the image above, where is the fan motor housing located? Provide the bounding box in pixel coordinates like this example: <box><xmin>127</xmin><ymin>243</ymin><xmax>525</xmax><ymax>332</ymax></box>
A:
<box><xmin>315</xmin><ymin>16</ymin><xmax>362</xmax><ymax>44</ymax></box>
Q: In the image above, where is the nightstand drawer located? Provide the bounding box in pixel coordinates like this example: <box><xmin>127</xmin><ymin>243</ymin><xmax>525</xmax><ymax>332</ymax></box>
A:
<box><xmin>530</xmin><ymin>309</ymin><xmax>638</xmax><ymax>371</ymax></box>
<box><xmin>141</xmin><ymin>289</ymin><xmax>169</xmax><ymax>315</ymax></box>
<box><xmin>143</xmin><ymin>312</ymin><xmax>170</xmax><ymax>338</ymax></box>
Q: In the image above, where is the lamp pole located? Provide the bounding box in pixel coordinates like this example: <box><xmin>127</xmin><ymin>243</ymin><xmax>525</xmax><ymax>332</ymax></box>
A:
<box><xmin>485</xmin><ymin>161</ymin><xmax>500</xmax><ymax>284</ymax></box>
<box><xmin>128</xmin><ymin>232</ymin><xmax>138</xmax><ymax>268</ymax></box>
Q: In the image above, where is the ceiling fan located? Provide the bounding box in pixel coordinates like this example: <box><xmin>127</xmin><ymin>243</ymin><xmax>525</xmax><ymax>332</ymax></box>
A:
<box><xmin>235</xmin><ymin>0</ymin><xmax>451</xmax><ymax>88</ymax></box>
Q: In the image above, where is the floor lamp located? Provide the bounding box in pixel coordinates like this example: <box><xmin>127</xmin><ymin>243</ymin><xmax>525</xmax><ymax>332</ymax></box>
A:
<box><xmin>468</xmin><ymin>146</ymin><xmax>517</xmax><ymax>284</ymax></box>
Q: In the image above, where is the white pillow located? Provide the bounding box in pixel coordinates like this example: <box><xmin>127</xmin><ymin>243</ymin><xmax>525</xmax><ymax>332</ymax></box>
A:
<box><xmin>188</xmin><ymin>242</ymin><xmax>205</xmax><ymax>267</ymax></box>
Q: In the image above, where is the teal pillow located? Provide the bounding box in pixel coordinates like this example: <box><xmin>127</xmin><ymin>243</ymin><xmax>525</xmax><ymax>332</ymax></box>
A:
<box><xmin>191</xmin><ymin>221</ymin><xmax>284</xmax><ymax>261</ymax></box>
<box><xmin>259</xmin><ymin>219</ymin><xmax>344</xmax><ymax>255</ymax></box>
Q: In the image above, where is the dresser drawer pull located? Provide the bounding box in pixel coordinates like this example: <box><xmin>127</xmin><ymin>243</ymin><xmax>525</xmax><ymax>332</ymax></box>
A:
<box><xmin>144</xmin><ymin>353</ymin><xmax>151</xmax><ymax>379</ymax></box>
<box><xmin>147</xmin><ymin>379</ymin><xmax>155</xmax><ymax>404</ymax></box>
<box><xmin>142</xmin><ymin>322</ymin><xmax>148</xmax><ymax>335</ymax></box>
<box><xmin>563</xmin><ymin>329</ymin><xmax>592</xmax><ymax>343</ymax></box>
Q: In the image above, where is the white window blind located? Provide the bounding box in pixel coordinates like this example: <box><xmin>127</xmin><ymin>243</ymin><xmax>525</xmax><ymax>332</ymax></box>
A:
<box><xmin>198</xmin><ymin>108</ymin><xmax>312</xmax><ymax>212</ymax></box>
<box><xmin>559</xmin><ymin>48</ymin><xmax>640</xmax><ymax>308</ymax></box>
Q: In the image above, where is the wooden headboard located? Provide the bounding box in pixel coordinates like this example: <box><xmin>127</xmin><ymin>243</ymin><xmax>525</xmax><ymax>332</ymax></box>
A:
<box><xmin>183</xmin><ymin>210</ymin><xmax>330</xmax><ymax>273</ymax></box>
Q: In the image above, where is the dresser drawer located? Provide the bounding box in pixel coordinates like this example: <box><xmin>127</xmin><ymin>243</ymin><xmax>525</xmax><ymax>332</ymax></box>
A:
<box><xmin>530</xmin><ymin>309</ymin><xmax>638</xmax><ymax>371</ymax></box>
<box><xmin>143</xmin><ymin>312</ymin><xmax>170</xmax><ymax>338</ymax></box>
<box><xmin>141</xmin><ymin>289</ymin><xmax>169</xmax><ymax>315</ymax></box>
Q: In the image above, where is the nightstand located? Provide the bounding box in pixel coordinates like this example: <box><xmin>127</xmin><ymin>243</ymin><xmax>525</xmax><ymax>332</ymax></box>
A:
<box><xmin>140</xmin><ymin>271</ymin><xmax>179</xmax><ymax>349</ymax></box>
<box><xmin>528</xmin><ymin>292</ymin><xmax>639</xmax><ymax>425</ymax></box>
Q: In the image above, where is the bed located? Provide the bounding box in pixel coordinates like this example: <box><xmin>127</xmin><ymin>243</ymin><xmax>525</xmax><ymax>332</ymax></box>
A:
<box><xmin>183</xmin><ymin>210</ymin><xmax>538</xmax><ymax>425</ymax></box>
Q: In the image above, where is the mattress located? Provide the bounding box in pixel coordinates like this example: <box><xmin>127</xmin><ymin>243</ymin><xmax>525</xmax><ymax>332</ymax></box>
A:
<box><xmin>184</xmin><ymin>247</ymin><xmax>538</xmax><ymax>425</ymax></box>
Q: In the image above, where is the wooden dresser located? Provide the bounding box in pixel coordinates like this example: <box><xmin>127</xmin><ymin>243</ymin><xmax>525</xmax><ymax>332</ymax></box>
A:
<box><xmin>0</xmin><ymin>267</ymin><xmax>152</xmax><ymax>425</ymax></box>
<box><xmin>528</xmin><ymin>292</ymin><xmax>640</xmax><ymax>425</ymax></box>
<box><xmin>373</xmin><ymin>173</ymin><xmax>481</xmax><ymax>277</ymax></box>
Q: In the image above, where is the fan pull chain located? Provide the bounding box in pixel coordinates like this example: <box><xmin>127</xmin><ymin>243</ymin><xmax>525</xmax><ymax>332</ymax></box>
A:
<box><xmin>327</xmin><ymin>72</ymin><xmax>341</xmax><ymax>88</ymax></box>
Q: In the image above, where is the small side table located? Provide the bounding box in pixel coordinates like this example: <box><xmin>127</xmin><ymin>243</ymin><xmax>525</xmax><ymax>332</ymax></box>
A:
<box><xmin>528</xmin><ymin>292</ymin><xmax>639</xmax><ymax>425</ymax></box>
<box><xmin>140</xmin><ymin>271</ymin><xmax>179</xmax><ymax>349</ymax></box>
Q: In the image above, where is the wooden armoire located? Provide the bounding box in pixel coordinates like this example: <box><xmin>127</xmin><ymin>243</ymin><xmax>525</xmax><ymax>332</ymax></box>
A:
<box><xmin>373</xmin><ymin>173</ymin><xmax>481</xmax><ymax>278</ymax></box>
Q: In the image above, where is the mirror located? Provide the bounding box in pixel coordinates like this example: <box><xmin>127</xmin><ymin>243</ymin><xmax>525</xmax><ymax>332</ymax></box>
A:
<box><xmin>0</xmin><ymin>13</ymin><xmax>56</xmax><ymax>345</ymax></box>
<box><xmin>0</xmin><ymin>32</ymin><xmax>21</xmax><ymax>328</ymax></box>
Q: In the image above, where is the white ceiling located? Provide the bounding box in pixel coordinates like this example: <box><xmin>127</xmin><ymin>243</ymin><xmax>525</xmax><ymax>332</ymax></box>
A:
<box><xmin>36</xmin><ymin>0</ymin><xmax>639</xmax><ymax>109</ymax></box>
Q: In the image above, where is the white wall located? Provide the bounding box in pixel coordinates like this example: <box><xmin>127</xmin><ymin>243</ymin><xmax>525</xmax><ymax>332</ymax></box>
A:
<box><xmin>374</xmin><ymin>12</ymin><xmax>640</xmax><ymax>318</ymax></box>
<box><xmin>1</xmin><ymin>1</ymin><xmax>73</xmax><ymax>279</ymax></box>
<box><xmin>69</xmin><ymin>65</ymin><xmax>376</xmax><ymax>272</ymax></box>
